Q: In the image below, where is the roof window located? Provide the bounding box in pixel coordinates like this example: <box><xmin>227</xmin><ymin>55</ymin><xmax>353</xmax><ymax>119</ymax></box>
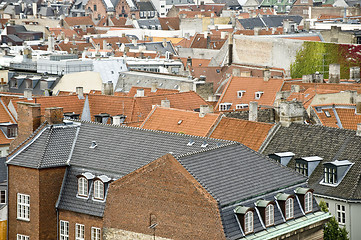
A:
<box><xmin>275</xmin><ymin>193</ymin><xmax>294</xmax><ymax>220</ymax></box>
<box><xmin>234</xmin><ymin>206</ymin><xmax>254</xmax><ymax>235</ymax></box>
<box><xmin>90</xmin><ymin>141</ymin><xmax>97</xmax><ymax>149</ymax></box>
<box><xmin>322</xmin><ymin>160</ymin><xmax>353</xmax><ymax>186</ymax></box>
<box><xmin>237</xmin><ymin>90</ymin><xmax>246</xmax><ymax>98</ymax></box>
<box><xmin>295</xmin><ymin>156</ymin><xmax>322</xmax><ymax>177</ymax></box>
<box><xmin>255</xmin><ymin>91</ymin><xmax>263</xmax><ymax>100</ymax></box>
<box><xmin>255</xmin><ymin>200</ymin><xmax>274</xmax><ymax>227</ymax></box>
<box><xmin>324</xmin><ymin>110</ymin><xmax>331</xmax><ymax>118</ymax></box>
<box><xmin>236</xmin><ymin>104</ymin><xmax>248</xmax><ymax>110</ymax></box>
<box><xmin>187</xmin><ymin>139</ymin><xmax>195</xmax><ymax>146</ymax></box>
<box><xmin>268</xmin><ymin>152</ymin><xmax>295</xmax><ymax>166</ymax></box>
<box><xmin>295</xmin><ymin>187</ymin><xmax>314</xmax><ymax>214</ymax></box>
<box><xmin>219</xmin><ymin>103</ymin><xmax>232</xmax><ymax>111</ymax></box>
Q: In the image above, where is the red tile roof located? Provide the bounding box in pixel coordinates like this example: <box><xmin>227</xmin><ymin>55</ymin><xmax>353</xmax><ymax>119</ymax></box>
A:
<box><xmin>49</xmin><ymin>28</ymin><xmax>79</xmax><ymax>40</ymax></box>
<box><xmin>127</xmin><ymin>87</ymin><xmax>179</xmax><ymax>97</ymax></box>
<box><xmin>282</xmin><ymin>82</ymin><xmax>361</xmax><ymax>93</ymax></box>
<box><xmin>287</xmin><ymin>88</ymin><xmax>338</xmax><ymax>110</ymax></box>
<box><xmin>64</xmin><ymin>16</ymin><xmax>94</xmax><ymax>27</ymax></box>
<box><xmin>158</xmin><ymin>17</ymin><xmax>180</xmax><ymax>30</ymax></box>
<box><xmin>57</xmin><ymin>41</ymin><xmax>93</xmax><ymax>53</ymax></box>
<box><xmin>216</xmin><ymin>76</ymin><xmax>284</xmax><ymax>111</ymax></box>
<box><xmin>189</xmin><ymin>33</ymin><xmax>226</xmax><ymax>50</ymax></box>
<box><xmin>91</xmin><ymin>37</ymin><xmax>130</xmax><ymax>50</ymax></box>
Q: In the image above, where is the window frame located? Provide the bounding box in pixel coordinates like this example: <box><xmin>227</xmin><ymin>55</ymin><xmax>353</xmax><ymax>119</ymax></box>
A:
<box><xmin>78</xmin><ymin>177</ymin><xmax>88</xmax><ymax>197</ymax></box>
<box><xmin>237</xmin><ymin>90</ymin><xmax>246</xmax><ymax>98</ymax></box>
<box><xmin>324</xmin><ymin>166</ymin><xmax>337</xmax><ymax>184</ymax></box>
<box><xmin>91</xmin><ymin>227</ymin><xmax>101</xmax><ymax>240</ymax></box>
<box><xmin>60</xmin><ymin>220</ymin><xmax>69</xmax><ymax>240</ymax></box>
<box><xmin>219</xmin><ymin>103</ymin><xmax>232</xmax><ymax>111</ymax></box>
<box><xmin>255</xmin><ymin>91</ymin><xmax>264</xmax><ymax>100</ymax></box>
<box><xmin>295</xmin><ymin>160</ymin><xmax>308</xmax><ymax>176</ymax></box>
<box><xmin>336</xmin><ymin>204</ymin><xmax>346</xmax><ymax>225</ymax></box>
<box><xmin>17</xmin><ymin>234</ymin><xmax>29</xmax><ymax>240</ymax></box>
<box><xmin>304</xmin><ymin>191</ymin><xmax>313</xmax><ymax>213</ymax></box>
<box><xmin>75</xmin><ymin>223</ymin><xmax>85</xmax><ymax>240</ymax></box>
<box><xmin>0</xmin><ymin>190</ymin><xmax>6</xmax><ymax>204</ymax></box>
<box><xmin>265</xmin><ymin>204</ymin><xmax>274</xmax><ymax>227</ymax></box>
<box><xmin>285</xmin><ymin>197</ymin><xmax>294</xmax><ymax>220</ymax></box>
<box><xmin>17</xmin><ymin>193</ymin><xmax>30</xmax><ymax>221</ymax></box>
<box><xmin>244</xmin><ymin>211</ymin><xmax>254</xmax><ymax>234</ymax></box>
<box><xmin>94</xmin><ymin>180</ymin><xmax>104</xmax><ymax>200</ymax></box>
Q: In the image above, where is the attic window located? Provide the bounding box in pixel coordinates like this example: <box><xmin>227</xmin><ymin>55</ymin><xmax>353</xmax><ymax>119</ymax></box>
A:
<box><xmin>237</xmin><ymin>90</ymin><xmax>246</xmax><ymax>98</ymax></box>
<box><xmin>234</xmin><ymin>206</ymin><xmax>254</xmax><ymax>235</ymax></box>
<box><xmin>90</xmin><ymin>141</ymin><xmax>97</xmax><ymax>149</ymax></box>
<box><xmin>295</xmin><ymin>156</ymin><xmax>322</xmax><ymax>177</ymax></box>
<box><xmin>187</xmin><ymin>139</ymin><xmax>195</xmax><ymax>146</ymax></box>
<box><xmin>236</xmin><ymin>104</ymin><xmax>248</xmax><ymax>110</ymax></box>
<box><xmin>324</xmin><ymin>110</ymin><xmax>331</xmax><ymax>118</ymax></box>
<box><xmin>244</xmin><ymin>211</ymin><xmax>254</xmax><ymax>234</ymax></box>
<box><xmin>78</xmin><ymin>177</ymin><xmax>88</xmax><ymax>197</ymax></box>
<box><xmin>201</xmin><ymin>141</ymin><xmax>208</xmax><ymax>148</ymax></box>
<box><xmin>219</xmin><ymin>103</ymin><xmax>232</xmax><ymax>111</ymax></box>
<box><xmin>295</xmin><ymin>187</ymin><xmax>314</xmax><ymax>214</ymax></box>
<box><xmin>94</xmin><ymin>180</ymin><xmax>104</xmax><ymax>200</ymax></box>
<box><xmin>322</xmin><ymin>160</ymin><xmax>353</xmax><ymax>186</ymax></box>
<box><xmin>255</xmin><ymin>91</ymin><xmax>263</xmax><ymax>100</ymax></box>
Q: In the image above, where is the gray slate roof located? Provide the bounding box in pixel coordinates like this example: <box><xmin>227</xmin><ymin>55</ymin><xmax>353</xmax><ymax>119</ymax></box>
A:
<box><xmin>238</xmin><ymin>15</ymin><xmax>303</xmax><ymax>29</ymax></box>
<box><xmin>138</xmin><ymin>1</ymin><xmax>155</xmax><ymax>11</ymax></box>
<box><xmin>0</xmin><ymin>157</ymin><xmax>6</xmax><ymax>183</ymax></box>
<box><xmin>261</xmin><ymin>123</ymin><xmax>361</xmax><ymax>200</ymax></box>
<box><xmin>125</xmin><ymin>41</ymin><xmax>176</xmax><ymax>55</ymax></box>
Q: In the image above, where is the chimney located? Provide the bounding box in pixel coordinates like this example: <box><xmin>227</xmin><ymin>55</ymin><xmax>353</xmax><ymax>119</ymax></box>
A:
<box><xmin>186</xmin><ymin>56</ymin><xmax>192</xmax><ymax>67</ymax></box>
<box><xmin>161</xmin><ymin>99</ymin><xmax>170</xmax><ymax>108</ymax></box>
<box><xmin>199</xmin><ymin>105</ymin><xmax>212</xmax><ymax>117</ymax></box>
<box><xmin>180</xmin><ymin>82</ymin><xmax>191</xmax><ymax>92</ymax></box>
<box><xmin>112</xmin><ymin>114</ymin><xmax>126</xmax><ymax>125</ymax></box>
<box><xmin>329</xmin><ymin>63</ymin><xmax>340</xmax><ymax>83</ymax></box>
<box><xmin>357</xmin><ymin>123</ymin><xmax>361</xmax><ymax>137</ymax></box>
<box><xmin>350</xmin><ymin>66</ymin><xmax>360</xmax><ymax>82</ymax></box>
<box><xmin>24</xmin><ymin>89</ymin><xmax>33</xmax><ymax>100</ymax></box>
<box><xmin>102</xmin><ymin>82</ymin><xmax>114</xmax><ymax>95</ymax></box>
<box><xmin>45</xmin><ymin>107</ymin><xmax>64</xmax><ymax>125</ymax></box>
<box><xmin>206</xmin><ymin>35</ymin><xmax>211</xmax><ymax>49</ymax></box>
<box><xmin>162</xmin><ymin>38</ymin><xmax>167</xmax><ymax>48</ymax></box>
<box><xmin>291</xmin><ymin>85</ymin><xmax>300</xmax><ymax>93</ymax></box>
<box><xmin>136</xmin><ymin>88</ymin><xmax>144</xmax><ymax>97</ymax></box>
<box><xmin>279</xmin><ymin>101</ymin><xmax>305</xmax><ymax>127</ymax></box>
<box><xmin>264</xmin><ymin>68</ymin><xmax>271</xmax><ymax>81</ymax></box>
<box><xmin>151</xmin><ymin>82</ymin><xmax>158</xmax><ymax>92</ymax></box>
<box><xmin>76</xmin><ymin>87</ymin><xmax>84</xmax><ymax>99</ymax></box>
<box><xmin>103</xmin><ymin>40</ymin><xmax>107</xmax><ymax>50</ymax></box>
<box><xmin>32</xmin><ymin>2</ymin><xmax>37</xmax><ymax>18</ymax></box>
<box><xmin>313</xmin><ymin>72</ymin><xmax>324</xmax><ymax>83</ymax></box>
<box><xmin>302</xmin><ymin>74</ymin><xmax>313</xmax><ymax>83</ymax></box>
<box><xmin>249</xmin><ymin>101</ymin><xmax>258</xmax><ymax>122</ymax></box>
<box><xmin>356</xmin><ymin>101</ymin><xmax>361</xmax><ymax>114</ymax></box>
<box><xmin>232</xmin><ymin>68</ymin><xmax>241</xmax><ymax>77</ymax></box>
<box><xmin>132</xmin><ymin>38</ymin><xmax>137</xmax><ymax>47</ymax></box>
<box><xmin>47</xmin><ymin>36</ymin><xmax>55</xmax><ymax>52</ymax></box>
<box><xmin>221</xmin><ymin>31</ymin><xmax>228</xmax><ymax>39</ymax></box>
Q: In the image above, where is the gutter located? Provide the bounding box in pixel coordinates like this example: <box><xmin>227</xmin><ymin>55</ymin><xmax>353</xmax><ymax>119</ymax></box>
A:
<box><xmin>313</xmin><ymin>193</ymin><xmax>361</xmax><ymax>203</ymax></box>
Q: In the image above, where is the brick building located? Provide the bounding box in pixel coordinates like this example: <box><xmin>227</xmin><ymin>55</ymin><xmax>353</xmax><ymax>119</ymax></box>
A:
<box><xmin>6</xmin><ymin>103</ymin><xmax>330</xmax><ymax>240</ymax></box>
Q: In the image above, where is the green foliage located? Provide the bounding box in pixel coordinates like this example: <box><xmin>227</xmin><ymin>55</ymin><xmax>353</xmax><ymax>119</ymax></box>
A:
<box><xmin>319</xmin><ymin>200</ymin><xmax>329</xmax><ymax>213</ymax></box>
<box><xmin>324</xmin><ymin>216</ymin><xmax>349</xmax><ymax>240</ymax></box>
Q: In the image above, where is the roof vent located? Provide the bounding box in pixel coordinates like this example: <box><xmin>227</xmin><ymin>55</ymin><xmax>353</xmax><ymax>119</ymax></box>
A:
<box><xmin>187</xmin><ymin>139</ymin><xmax>195</xmax><ymax>146</ymax></box>
<box><xmin>177</xmin><ymin>120</ymin><xmax>183</xmax><ymax>125</ymax></box>
<box><xmin>90</xmin><ymin>141</ymin><xmax>97</xmax><ymax>149</ymax></box>
<box><xmin>201</xmin><ymin>141</ymin><xmax>208</xmax><ymax>148</ymax></box>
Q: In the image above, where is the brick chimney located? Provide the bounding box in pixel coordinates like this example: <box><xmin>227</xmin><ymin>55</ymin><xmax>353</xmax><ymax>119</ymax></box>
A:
<box><xmin>102</xmin><ymin>82</ymin><xmax>114</xmax><ymax>95</ymax></box>
<box><xmin>199</xmin><ymin>105</ymin><xmax>212</xmax><ymax>118</ymax></box>
<box><xmin>249</xmin><ymin>101</ymin><xmax>258</xmax><ymax>122</ymax></box>
<box><xmin>161</xmin><ymin>99</ymin><xmax>170</xmax><ymax>108</ymax></box>
<box><xmin>279</xmin><ymin>101</ymin><xmax>305</xmax><ymax>127</ymax></box>
<box><xmin>329</xmin><ymin>63</ymin><xmax>340</xmax><ymax>83</ymax></box>
<box><xmin>45</xmin><ymin>107</ymin><xmax>64</xmax><ymax>125</ymax></box>
<box><xmin>151</xmin><ymin>82</ymin><xmax>158</xmax><ymax>92</ymax></box>
<box><xmin>76</xmin><ymin>87</ymin><xmax>84</xmax><ymax>99</ymax></box>
<box><xmin>11</xmin><ymin>102</ymin><xmax>41</xmax><ymax>150</ymax></box>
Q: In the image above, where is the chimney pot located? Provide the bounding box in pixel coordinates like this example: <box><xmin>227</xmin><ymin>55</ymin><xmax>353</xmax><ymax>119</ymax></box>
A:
<box><xmin>24</xmin><ymin>88</ymin><xmax>33</xmax><ymax>100</ymax></box>
<box><xmin>199</xmin><ymin>105</ymin><xmax>213</xmax><ymax>117</ymax></box>
<box><xmin>161</xmin><ymin>99</ymin><xmax>170</xmax><ymax>108</ymax></box>
<box><xmin>45</xmin><ymin>107</ymin><xmax>64</xmax><ymax>125</ymax></box>
<box><xmin>137</xmin><ymin>88</ymin><xmax>145</xmax><ymax>97</ymax></box>
<box><xmin>249</xmin><ymin>101</ymin><xmax>258</xmax><ymax>122</ymax></box>
<box><xmin>76</xmin><ymin>87</ymin><xmax>84</xmax><ymax>99</ymax></box>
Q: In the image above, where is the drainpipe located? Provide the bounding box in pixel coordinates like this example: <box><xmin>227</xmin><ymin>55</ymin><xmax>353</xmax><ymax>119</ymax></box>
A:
<box><xmin>57</xmin><ymin>208</ymin><xmax>59</xmax><ymax>240</ymax></box>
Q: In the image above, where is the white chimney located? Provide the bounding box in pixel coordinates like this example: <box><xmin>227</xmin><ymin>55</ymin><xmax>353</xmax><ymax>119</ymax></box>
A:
<box><xmin>76</xmin><ymin>87</ymin><xmax>84</xmax><ymax>99</ymax></box>
<box><xmin>264</xmin><ymin>68</ymin><xmax>271</xmax><ymax>81</ymax></box>
<box><xmin>180</xmin><ymin>82</ymin><xmax>191</xmax><ymax>92</ymax></box>
<box><xmin>161</xmin><ymin>99</ymin><xmax>170</xmax><ymax>108</ymax></box>
<box><xmin>249</xmin><ymin>101</ymin><xmax>258</xmax><ymax>122</ymax></box>
<box><xmin>113</xmin><ymin>115</ymin><xmax>126</xmax><ymax>125</ymax></box>
<box><xmin>137</xmin><ymin>88</ymin><xmax>144</xmax><ymax>97</ymax></box>
<box><xmin>329</xmin><ymin>63</ymin><xmax>340</xmax><ymax>83</ymax></box>
<box><xmin>357</xmin><ymin>123</ymin><xmax>361</xmax><ymax>136</ymax></box>
<box><xmin>199</xmin><ymin>105</ymin><xmax>212</xmax><ymax>117</ymax></box>
<box><xmin>151</xmin><ymin>82</ymin><xmax>158</xmax><ymax>92</ymax></box>
<box><xmin>48</xmin><ymin>36</ymin><xmax>55</xmax><ymax>52</ymax></box>
<box><xmin>24</xmin><ymin>89</ymin><xmax>33</xmax><ymax>100</ymax></box>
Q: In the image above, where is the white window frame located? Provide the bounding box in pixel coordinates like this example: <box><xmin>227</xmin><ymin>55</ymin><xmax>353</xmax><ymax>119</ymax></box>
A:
<box><xmin>94</xmin><ymin>180</ymin><xmax>104</xmax><ymax>200</ymax></box>
<box><xmin>304</xmin><ymin>192</ymin><xmax>313</xmax><ymax>213</ymax></box>
<box><xmin>336</xmin><ymin>204</ymin><xmax>346</xmax><ymax>225</ymax></box>
<box><xmin>255</xmin><ymin>91</ymin><xmax>264</xmax><ymax>100</ymax></box>
<box><xmin>76</xmin><ymin>223</ymin><xmax>85</xmax><ymax>240</ymax></box>
<box><xmin>285</xmin><ymin>198</ymin><xmax>294</xmax><ymax>220</ymax></box>
<box><xmin>237</xmin><ymin>90</ymin><xmax>246</xmax><ymax>98</ymax></box>
<box><xmin>236</xmin><ymin>104</ymin><xmax>249</xmax><ymax>110</ymax></box>
<box><xmin>265</xmin><ymin>204</ymin><xmax>274</xmax><ymax>226</ymax></box>
<box><xmin>17</xmin><ymin>193</ymin><xmax>30</xmax><ymax>221</ymax></box>
<box><xmin>244</xmin><ymin>211</ymin><xmax>253</xmax><ymax>234</ymax></box>
<box><xmin>324</xmin><ymin>167</ymin><xmax>337</xmax><ymax>184</ymax></box>
<box><xmin>219</xmin><ymin>103</ymin><xmax>232</xmax><ymax>111</ymax></box>
<box><xmin>0</xmin><ymin>190</ymin><xmax>6</xmax><ymax>204</ymax></box>
<box><xmin>17</xmin><ymin>234</ymin><xmax>29</xmax><ymax>240</ymax></box>
<box><xmin>60</xmin><ymin>220</ymin><xmax>69</xmax><ymax>240</ymax></box>
<box><xmin>91</xmin><ymin>227</ymin><xmax>101</xmax><ymax>240</ymax></box>
<box><xmin>78</xmin><ymin>177</ymin><xmax>88</xmax><ymax>197</ymax></box>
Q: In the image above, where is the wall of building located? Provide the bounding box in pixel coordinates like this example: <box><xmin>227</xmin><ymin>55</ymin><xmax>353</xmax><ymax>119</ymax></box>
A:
<box><xmin>179</xmin><ymin>18</ymin><xmax>203</xmax><ymax>34</ymax></box>
<box><xmin>320</xmin><ymin>28</ymin><xmax>355</xmax><ymax>44</ymax></box>
<box><xmin>177</xmin><ymin>47</ymin><xmax>221</xmax><ymax>60</ymax></box>
<box><xmin>103</xmin><ymin>154</ymin><xmax>226</xmax><ymax>240</ymax></box>
<box><xmin>201</xmin><ymin>17</ymin><xmax>230</xmax><ymax>31</ymax></box>
<box><xmin>8</xmin><ymin>165</ymin><xmax>66</xmax><ymax>240</ymax></box>
<box><xmin>307</xmin><ymin>91</ymin><xmax>358</xmax><ymax>113</ymax></box>
<box><xmin>232</xmin><ymin>35</ymin><xmax>304</xmax><ymax>74</ymax></box>
<box><xmin>85</xmin><ymin>0</ymin><xmax>107</xmax><ymax>20</ymax></box>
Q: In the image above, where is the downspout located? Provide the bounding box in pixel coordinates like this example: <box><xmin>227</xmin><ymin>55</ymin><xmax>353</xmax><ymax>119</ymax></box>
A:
<box><xmin>6</xmin><ymin>160</ymin><xmax>8</xmax><ymax>240</ymax></box>
<box><xmin>56</xmin><ymin>208</ymin><xmax>59</xmax><ymax>240</ymax></box>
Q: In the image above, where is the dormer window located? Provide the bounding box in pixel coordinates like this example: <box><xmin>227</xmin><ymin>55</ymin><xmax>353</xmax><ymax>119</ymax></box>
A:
<box><xmin>236</xmin><ymin>104</ymin><xmax>248</xmax><ymax>109</ymax></box>
<box><xmin>323</xmin><ymin>160</ymin><xmax>353</xmax><ymax>185</ymax></box>
<box><xmin>295</xmin><ymin>187</ymin><xmax>314</xmax><ymax>214</ymax></box>
<box><xmin>78</xmin><ymin>177</ymin><xmax>88</xmax><ymax>197</ymax></box>
<box><xmin>234</xmin><ymin>206</ymin><xmax>254</xmax><ymax>235</ymax></box>
<box><xmin>285</xmin><ymin>198</ymin><xmax>294</xmax><ymax>220</ymax></box>
<box><xmin>244</xmin><ymin>211</ymin><xmax>254</xmax><ymax>234</ymax></box>
<box><xmin>265</xmin><ymin>204</ymin><xmax>274</xmax><ymax>226</ymax></box>
<box><xmin>295</xmin><ymin>156</ymin><xmax>322</xmax><ymax>177</ymax></box>
<box><xmin>276</xmin><ymin>193</ymin><xmax>294</xmax><ymax>220</ymax></box>
<box><xmin>237</xmin><ymin>90</ymin><xmax>246</xmax><ymax>98</ymax></box>
<box><xmin>219</xmin><ymin>103</ymin><xmax>232</xmax><ymax>111</ymax></box>
<box><xmin>94</xmin><ymin>180</ymin><xmax>104</xmax><ymax>200</ymax></box>
<box><xmin>268</xmin><ymin>152</ymin><xmax>295</xmax><ymax>166</ymax></box>
<box><xmin>305</xmin><ymin>192</ymin><xmax>313</xmax><ymax>213</ymax></box>
<box><xmin>255</xmin><ymin>91</ymin><xmax>264</xmax><ymax>100</ymax></box>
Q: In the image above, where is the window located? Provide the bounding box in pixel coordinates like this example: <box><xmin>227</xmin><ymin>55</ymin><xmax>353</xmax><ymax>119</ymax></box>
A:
<box><xmin>304</xmin><ymin>192</ymin><xmax>312</xmax><ymax>213</ymax></box>
<box><xmin>94</xmin><ymin>4</ymin><xmax>97</xmax><ymax>11</ymax></box>
<box><xmin>236</xmin><ymin>104</ymin><xmax>249</xmax><ymax>109</ymax></box>
<box><xmin>255</xmin><ymin>91</ymin><xmax>263</xmax><ymax>100</ymax></box>
<box><xmin>285</xmin><ymin>198</ymin><xmax>294</xmax><ymax>219</ymax></box>
<box><xmin>91</xmin><ymin>227</ymin><xmax>101</xmax><ymax>240</ymax></box>
<box><xmin>265</xmin><ymin>204</ymin><xmax>274</xmax><ymax>226</ymax></box>
<box><xmin>94</xmin><ymin>180</ymin><xmax>104</xmax><ymax>200</ymax></box>
<box><xmin>324</xmin><ymin>110</ymin><xmax>331</xmax><ymax>117</ymax></box>
<box><xmin>337</xmin><ymin>204</ymin><xmax>346</xmax><ymax>225</ymax></box>
<box><xmin>295</xmin><ymin>161</ymin><xmax>308</xmax><ymax>176</ymax></box>
<box><xmin>0</xmin><ymin>190</ymin><xmax>5</xmax><ymax>204</ymax></box>
<box><xmin>303</xmin><ymin>9</ymin><xmax>309</xmax><ymax>15</ymax></box>
<box><xmin>76</xmin><ymin>223</ymin><xmax>85</xmax><ymax>240</ymax></box>
<box><xmin>244</xmin><ymin>211</ymin><xmax>253</xmax><ymax>234</ymax></box>
<box><xmin>324</xmin><ymin>167</ymin><xmax>337</xmax><ymax>184</ymax></box>
<box><xmin>17</xmin><ymin>193</ymin><xmax>30</xmax><ymax>221</ymax></box>
<box><xmin>17</xmin><ymin>234</ymin><xmax>29</xmax><ymax>240</ymax></box>
<box><xmin>237</xmin><ymin>90</ymin><xmax>245</xmax><ymax>98</ymax></box>
<box><xmin>60</xmin><ymin>220</ymin><xmax>69</xmax><ymax>240</ymax></box>
<box><xmin>219</xmin><ymin>103</ymin><xmax>232</xmax><ymax>111</ymax></box>
<box><xmin>78</xmin><ymin>177</ymin><xmax>88</xmax><ymax>197</ymax></box>
<box><xmin>301</xmin><ymin>0</ymin><xmax>308</xmax><ymax>3</ymax></box>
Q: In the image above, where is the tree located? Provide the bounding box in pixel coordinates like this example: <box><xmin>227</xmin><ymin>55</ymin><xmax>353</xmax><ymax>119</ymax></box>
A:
<box><xmin>320</xmin><ymin>200</ymin><xmax>349</xmax><ymax>240</ymax></box>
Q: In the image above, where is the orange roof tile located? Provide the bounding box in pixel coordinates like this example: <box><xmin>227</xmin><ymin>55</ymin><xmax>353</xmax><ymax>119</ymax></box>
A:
<box><xmin>141</xmin><ymin>106</ymin><xmax>221</xmax><ymax>136</ymax></box>
<box><xmin>287</xmin><ymin>88</ymin><xmax>338</xmax><ymax>110</ymax></box>
<box><xmin>64</xmin><ymin>16</ymin><xmax>94</xmax><ymax>27</ymax></box>
<box><xmin>57</xmin><ymin>42</ymin><xmax>93</xmax><ymax>53</ymax></box>
<box><xmin>282</xmin><ymin>82</ymin><xmax>361</xmax><ymax>94</ymax></box>
<box><xmin>158</xmin><ymin>17</ymin><xmax>180</xmax><ymax>30</ymax></box>
<box><xmin>127</xmin><ymin>87</ymin><xmax>179</xmax><ymax>97</ymax></box>
<box><xmin>0</xmin><ymin>99</ymin><xmax>15</xmax><ymax>124</ymax></box>
<box><xmin>49</xmin><ymin>28</ymin><xmax>79</xmax><ymax>39</ymax></box>
<box><xmin>91</xmin><ymin>37</ymin><xmax>130</xmax><ymax>50</ymax></box>
<box><xmin>216</xmin><ymin>76</ymin><xmax>284</xmax><ymax>111</ymax></box>
<box><xmin>210</xmin><ymin>117</ymin><xmax>273</xmax><ymax>150</ymax></box>
<box><xmin>189</xmin><ymin>33</ymin><xmax>226</xmax><ymax>50</ymax></box>
<box><xmin>283</xmin><ymin>36</ymin><xmax>322</xmax><ymax>41</ymax></box>
<box><xmin>0</xmin><ymin>131</ymin><xmax>12</xmax><ymax>145</ymax></box>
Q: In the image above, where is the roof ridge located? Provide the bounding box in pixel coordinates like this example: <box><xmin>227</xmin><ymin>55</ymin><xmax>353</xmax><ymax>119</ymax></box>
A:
<box><xmin>37</xmin><ymin>126</ymin><xmax>54</xmax><ymax>169</ymax></box>
<box><xmin>176</xmin><ymin>141</ymin><xmax>238</xmax><ymax>159</ymax></box>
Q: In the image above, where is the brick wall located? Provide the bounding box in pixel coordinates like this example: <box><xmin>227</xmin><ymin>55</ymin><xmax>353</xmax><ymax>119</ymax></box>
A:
<box><xmin>58</xmin><ymin>210</ymin><xmax>103</xmax><ymax>239</ymax></box>
<box><xmin>103</xmin><ymin>154</ymin><xmax>226</xmax><ymax>240</ymax></box>
<box><xmin>8</xmin><ymin>165</ymin><xmax>65</xmax><ymax>240</ymax></box>
<box><xmin>85</xmin><ymin>0</ymin><xmax>107</xmax><ymax>20</ymax></box>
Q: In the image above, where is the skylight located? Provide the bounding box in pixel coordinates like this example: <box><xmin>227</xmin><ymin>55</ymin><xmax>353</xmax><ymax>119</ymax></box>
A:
<box><xmin>90</xmin><ymin>141</ymin><xmax>97</xmax><ymax>149</ymax></box>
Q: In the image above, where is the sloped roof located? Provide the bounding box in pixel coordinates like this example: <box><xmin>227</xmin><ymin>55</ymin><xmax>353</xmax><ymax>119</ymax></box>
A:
<box><xmin>282</xmin><ymin>81</ymin><xmax>361</xmax><ymax>93</ymax></box>
<box><xmin>64</xmin><ymin>16</ymin><xmax>94</xmax><ymax>27</ymax></box>
<box><xmin>216</xmin><ymin>76</ymin><xmax>284</xmax><ymax>110</ymax></box>
<box><xmin>91</xmin><ymin>37</ymin><xmax>130</xmax><ymax>50</ymax></box>
<box><xmin>158</xmin><ymin>17</ymin><xmax>180</xmax><ymax>30</ymax></box>
<box><xmin>238</xmin><ymin>15</ymin><xmax>303</xmax><ymax>29</ymax></box>
<box><xmin>189</xmin><ymin>33</ymin><xmax>227</xmax><ymax>50</ymax></box>
<box><xmin>261</xmin><ymin>123</ymin><xmax>361</xmax><ymax>200</ymax></box>
<box><xmin>286</xmin><ymin>88</ymin><xmax>338</xmax><ymax>110</ymax></box>
<box><xmin>127</xmin><ymin>86</ymin><xmax>179</xmax><ymax>97</ymax></box>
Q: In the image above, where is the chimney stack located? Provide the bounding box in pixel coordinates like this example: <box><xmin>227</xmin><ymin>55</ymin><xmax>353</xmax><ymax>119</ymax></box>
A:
<box><xmin>162</xmin><ymin>38</ymin><xmax>167</xmax><ymax>48</ymax></box>
<box><xmin>47</xmin><ymin>36</ymin><xmax>55</xmax><ymax>52</ymax></box>
<box><xmin>24</xmin><ymin>89</ymin><xmax>33</xmax><ymax>100</ymax></box>
<box><xmin>161</xmin><ymin>99</ymin><xmax>170</xmax><ymax>108</ymax></box>
<box><xmin>357</xmin><ymin>123</ymin><xmax>361</xmax><ymax>136</ymax></box>
<box><xmin>264</xmin><ymin>68</ymin><xmax>271</xmax><ymax>81</ymax></box>
<box><xmin>199</xmin><ymin>105</ymin><xmax>213</xmax><ymax>117</ymax></box>
<box><xmin>232</xmin><ymin>68</ymin><xmax>241</xmax><ymax>77</ymax></box>
<box><xmin>302</xmin><ymin>74</ymin><xmax>313</xmax><ymax>83</ymax></box>
<box><xmin>180</xmin><ymin>82</ymin><xmax>191</xmax><ymax>92</ymax></box>
<box><xmin>137</xmin><ymin>88</ymin><xmax>144</xmax><ymax>97</ymax></box>
<box><xmin>329</xmin><ymin>63</ymin><xmax>340</xmax><ymax>83</ymax></box>
<box><xmin>350</xmin><ymin>66</ymin><xmax>360</xmax><ymax>82</ymax></box>
<box><xmin>279</xmin><ymin>101</ymin><xmax>305</xmax><ymax>127</ymax></box>
<box><xmin>151</xmin><ymin>82</ymin><xmax>158</xmax><ymax>92</ymax></box>
<box><xmin>249</xmin><ymin>101</ymin><xmax>258</xmax><ymax>122</ymax></box>
<box><xmin>291</xmin><ymin>85</ymin><xmax>300</xmax><ymax>93</ymax></box>
<box><xmin>313</xmin><ymin>72</ymin><xmax>324</xmax><ymax>83</ymax></box>
<box><xmin>76</xmin><ymin>87</ymin><xmax>84</xmax><ymax>99</ymax></box>
<box><xmin>356</xmin><ymin>101</ymin><xmax>361</xmax><ymax>114</ymax></box>
<box><xmin>45</xmin><ymin>107</ymin><xmax>64</xmax><ymax>125</ymax></box>
<box><xmin>102</xmin><ymin>81</ymin><xmax>114</xmax><ymax>95</ymax></box>
<box><xmin>112</xmin><ymin>114</ymin><xmax>126</xmax><ymax>125</ymax></box>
